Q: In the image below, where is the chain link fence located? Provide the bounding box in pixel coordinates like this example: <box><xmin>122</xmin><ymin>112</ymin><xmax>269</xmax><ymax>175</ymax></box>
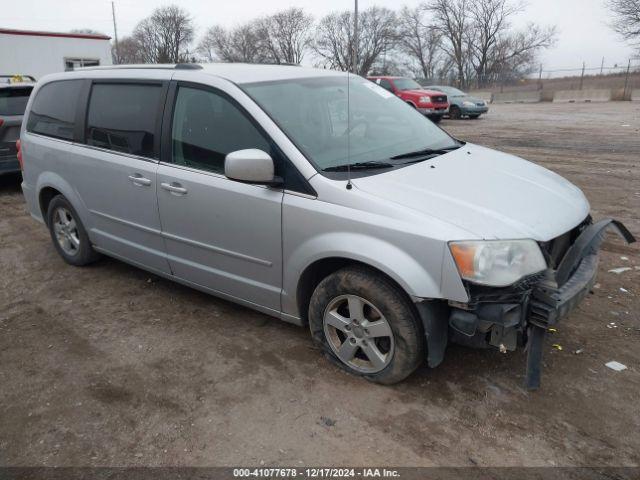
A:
<box><xmin>427</xmin><ymin>59</ymin><xmax>640</xmax><ymax>102</ymax></box>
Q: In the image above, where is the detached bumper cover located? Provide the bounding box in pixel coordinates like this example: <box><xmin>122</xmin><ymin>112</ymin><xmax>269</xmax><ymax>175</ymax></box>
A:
<box><xmin>529</xmin><ymin>253</ymin><xmax>598</xmax><ymax>328</ymax></box>
<box><xmin>417</xmin><ymin>217</ymin><xmax>635</xmax><ymax>390</ymax></box>
<box><xmin>524</xmin><ymin>218</ymin><xmax>635</xmax><ymax>389</ymax></box>
<box><xmin>530</xmin><ymin>219</ymin><xmax>635</xmax><ymax>328</ymax></box>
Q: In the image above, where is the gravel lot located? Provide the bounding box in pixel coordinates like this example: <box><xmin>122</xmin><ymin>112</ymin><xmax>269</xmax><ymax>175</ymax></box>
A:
<box><xmin>1</xmin><ymin>102</ymin><xmax>639</xmax><ymax>467</ymax></box>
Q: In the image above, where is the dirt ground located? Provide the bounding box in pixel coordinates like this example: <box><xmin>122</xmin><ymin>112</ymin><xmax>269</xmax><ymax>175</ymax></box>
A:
<box><xmin>1</xmin><ymin>102</ymin><xmax>639</xmax><ymax>468</ymax></box>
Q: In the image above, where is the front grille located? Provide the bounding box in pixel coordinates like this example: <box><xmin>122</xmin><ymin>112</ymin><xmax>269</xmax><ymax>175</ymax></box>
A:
<box><xmin>539</xmin><ymin>216</ymin><xmax>592</xmax><ymax>268</ymax></box>
<box><xmin>431</xmin><ymin>95</ymin><xmax>447</xmax><ymax>103</ymax></box>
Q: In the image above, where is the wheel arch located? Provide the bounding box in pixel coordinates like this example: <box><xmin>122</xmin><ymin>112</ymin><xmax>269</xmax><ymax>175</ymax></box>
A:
<box><xmin>36</xmin><ymin>172</ymin><xmax>88</xmax><ymax>227</ymax></box>
<box><xmin>291</xmin><ymin>239</ymin><xmax>442</xmax><ymax>325</ymax></box>
<box><xmin>39</xmin><ymin>186</ymin><xmax>62</xmax><ymax>226</ymax></box>
<box><xmin>297</xmin><ymin>257</ymin><xmax>420</xmax><ymax>325</ymax></box>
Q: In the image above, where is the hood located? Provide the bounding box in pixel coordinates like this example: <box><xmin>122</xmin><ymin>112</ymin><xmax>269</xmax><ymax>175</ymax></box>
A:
<box><xmin>461</xmin><ymin>95</ymin><xmax>486</xmax><ymax>104</ymax></box>
<box><xmin>399</xmin><ymin>89</ymin><xmax>425</xmax><ymax>97</ymax></box>
<box><xmin>352</xmin><ymin>143</ymin><xmax>590</xmax><ymax>241</ymax></box>
<box><xmin>402</xmin><ymin>89</ymin><xmax>443</xmax><ymax>98</ymax></box>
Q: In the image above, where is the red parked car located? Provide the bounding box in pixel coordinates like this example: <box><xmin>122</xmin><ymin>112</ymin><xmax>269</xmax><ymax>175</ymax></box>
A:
<box><xmin>367</xmin><ymin>76</ymin><xmax>449</xmax><ymax>123</ymax></box>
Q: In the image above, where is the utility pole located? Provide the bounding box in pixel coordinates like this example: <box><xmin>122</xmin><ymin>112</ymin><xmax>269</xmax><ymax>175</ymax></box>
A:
<box><xmin>353</xmin><ymin>0</ymin><xmax>358</xmax><ymax>75</ymax></box>
<box><xmin>579</xmin><ymin>61</ymin><xmax>585</xmax><ymax>90</ymax></box>
<box><xmin>600</xmin><ymin>56</ymin><xmax>604</xmax><ymax>75</ymax></box>
<box><xmin>538</xmin><ymin>64</ymin><xmax>543</xmax><ymax>91</ymax></box>
<box><xmin>111</xmin><ymin>1</ymin><xmax>120</xmax><ymax>64</ymax></box>
<box><xmin>623</xmin><ymin>59</ymin><xmax>631</xmax><ymax>100</ymax></box>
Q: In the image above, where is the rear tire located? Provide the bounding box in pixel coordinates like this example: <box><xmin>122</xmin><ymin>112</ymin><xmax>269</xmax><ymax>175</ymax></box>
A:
<box><xmin>469</xmin><ymin>114</ymin><xmax>480</xmax><ymax>119</ymax></box>
<box><xmin>309</xmin><ymin>266</ymin><xmax>424</xmax><ymax>385</ymax></box>
<box><xmin>47</xmin><ymin>195</ymin><xmax>101</xmax><ymax>266</ymax></box>
<box><xmin>449</xmin><ymin>105</ymin><xmax>462</xmax><ymax>119</ymax></box>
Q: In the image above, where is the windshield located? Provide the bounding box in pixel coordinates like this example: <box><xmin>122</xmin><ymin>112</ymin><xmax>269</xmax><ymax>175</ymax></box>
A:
<box><xmin>392</xmin><ymin>78</ymin><xmax>422</xmax><ymax>91</ymax></box>
<box><xmin>0</xmin><ymin>87</ymin><xmax>32</xmax><ymax>116</ymax></box>
<box><xmin>241</xmin><ymin>76</ymin><xmax>458</xmax><ymax>171</ymax></box>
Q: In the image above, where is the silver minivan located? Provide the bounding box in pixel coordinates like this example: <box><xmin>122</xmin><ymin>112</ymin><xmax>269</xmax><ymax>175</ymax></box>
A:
<box><xmin>20</xmin><ymin>64</ymin><xmax>634</xmax><ymax>389</ymax></box>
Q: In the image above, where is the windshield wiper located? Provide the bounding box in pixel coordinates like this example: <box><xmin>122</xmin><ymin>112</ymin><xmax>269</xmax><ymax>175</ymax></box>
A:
<box><xmin>390</xmin><ymin>145</ymin><xmax>461</xmax><ymax>160</ymax></box>
<box><xmin>323</xmin><ymin>161</ymin><xmax>394</xmax><ymax>172</ymax></box>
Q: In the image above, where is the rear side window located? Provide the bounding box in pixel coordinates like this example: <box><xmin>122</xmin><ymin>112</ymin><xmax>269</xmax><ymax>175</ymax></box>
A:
<box><xmin>27</xmin><ymin>80</ymin><xmax>82</xmax><ymax>140</ymax></box>
<box><xmin>86</xmin><ymin>83</ymin><xmax>162</xmax><ymax>159</ymax></box>
<box><xmin>0</xmin><ymin>87</ymin><xmax>33</xmax><ymax>115</ymax></box>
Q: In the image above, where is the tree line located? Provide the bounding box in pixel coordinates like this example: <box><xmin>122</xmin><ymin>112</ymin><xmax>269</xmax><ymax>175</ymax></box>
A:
<box><xmin>112</xmin><ymin>0</ymin><xmax>559</xmax><ymax>88</ymax></box>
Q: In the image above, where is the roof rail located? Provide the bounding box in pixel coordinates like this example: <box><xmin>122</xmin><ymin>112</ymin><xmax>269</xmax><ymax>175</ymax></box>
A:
<box><xmin>175</xmin><ymin>63</ymin><xmax>202</xmax><ymax>70</ymax></box>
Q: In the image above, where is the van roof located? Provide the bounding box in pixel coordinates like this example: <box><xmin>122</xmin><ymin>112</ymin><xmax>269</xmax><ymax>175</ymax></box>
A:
<box><xmin>78</xmin><ymin>63</ymin><xmax>346</xmax><ymax>84</ymax></box>
<box><xmin>0</xmin><ymin>82</ymin><xmax>35</xmax><ymax>90</ymax></box>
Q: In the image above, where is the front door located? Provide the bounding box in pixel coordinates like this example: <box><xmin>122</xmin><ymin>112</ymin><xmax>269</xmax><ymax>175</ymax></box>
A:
<box><xmin>156</xmin><ymin>83</ymin><xmax>283</xmax><ymax>311</ymax></box>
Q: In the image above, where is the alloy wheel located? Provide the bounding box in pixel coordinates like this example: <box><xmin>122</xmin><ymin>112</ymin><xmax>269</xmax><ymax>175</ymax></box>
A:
<box><xmin>323</xmin><ymin>294</ymin><xmax>395</xmax><ymax>374</ymax></box>
<box><xmin>52</xmin><ymin>207</ymin><xmax>80</xmax><ymax>256</ymax></box>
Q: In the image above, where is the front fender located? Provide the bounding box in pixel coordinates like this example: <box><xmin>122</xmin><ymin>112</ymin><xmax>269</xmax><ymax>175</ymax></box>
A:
<box><xmin>282</xmin><ymin>232</ymin><xmax>445</xmax><ymax>318</ymax></box>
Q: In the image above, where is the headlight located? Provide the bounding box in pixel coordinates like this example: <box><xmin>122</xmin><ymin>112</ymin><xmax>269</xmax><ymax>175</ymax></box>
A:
<box><xmin>449</xmin><ymin>240</ymin><xmax>547</xmax><ymax>287</ymax></box>
<box><xmin>462</xmin><ymin>100</ymin><xmax>475</xmax><ymax>107</ymax></box>
<box><xmin>419</xmin><ymin>96</ymin><xmax>431</xmax><ymax>104</ymax></box>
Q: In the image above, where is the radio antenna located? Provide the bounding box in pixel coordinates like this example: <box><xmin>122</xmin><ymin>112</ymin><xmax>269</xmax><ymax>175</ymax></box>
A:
<box><xmin>346</xmin><ymin>73</ymin><xmax>353</xmax><ymax>190</ymax></box>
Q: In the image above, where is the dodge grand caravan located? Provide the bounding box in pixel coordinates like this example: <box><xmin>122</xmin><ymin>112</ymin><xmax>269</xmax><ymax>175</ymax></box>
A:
<box><xmin>20</xmin><ymin>64</ymin><xmax>635</xmax><ymax>389</ymax></box>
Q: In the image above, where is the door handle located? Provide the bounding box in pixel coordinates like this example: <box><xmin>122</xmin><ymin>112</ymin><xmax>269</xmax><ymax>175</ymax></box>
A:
<box><xmin>128</xmin><ymin>174</ymin><xmax>152</xmax><ymax>187</ymax></box>
<box><xmin>161</xmin><ymin>182</ymin><xmax>188</xmax><ymax>195</ymax></box>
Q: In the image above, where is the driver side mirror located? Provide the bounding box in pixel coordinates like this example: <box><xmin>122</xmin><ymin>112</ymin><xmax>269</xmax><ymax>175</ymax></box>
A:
<box><xmin>224</xmin><ymin>149</ymin><xmax>283</xmax><ymax>187</ymax></box>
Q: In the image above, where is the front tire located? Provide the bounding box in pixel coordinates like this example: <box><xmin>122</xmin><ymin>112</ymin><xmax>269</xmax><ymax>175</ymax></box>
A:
<box><xmin>449</xmin><ymin>105</ymin><xmax>462</xmax><ymax>119</ymax></box>
<box><xmin>430</xmin><ymin>116</ymin><xmax>442</xmax><ymax>123</ymax></box>
<box><xmin>309</xmin><ymin>266</ymin><xmax>425</xmax><ymax>385</ymax></box>
<box><xmin>47</xmin><ymin>195</ymin><xmax>101</xmax><ymax>266</ymax></box>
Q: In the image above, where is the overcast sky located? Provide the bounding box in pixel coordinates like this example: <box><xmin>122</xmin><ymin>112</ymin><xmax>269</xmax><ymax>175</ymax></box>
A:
<box><xmin>3</xmin><ymin>0</ymin><xmax>637</xmax><ymax>74</ymax></box>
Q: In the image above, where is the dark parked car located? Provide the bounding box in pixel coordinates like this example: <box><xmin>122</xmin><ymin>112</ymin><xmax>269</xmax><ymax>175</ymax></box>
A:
<box><xmin>0</xmin><ymin>76</ymin><xmax>34</xmax><ymax>174</ymax></box>
<box><xmin>423</xmin><ymin>85</ymin><xmax>488</xmax><ymax>119</ymax></box>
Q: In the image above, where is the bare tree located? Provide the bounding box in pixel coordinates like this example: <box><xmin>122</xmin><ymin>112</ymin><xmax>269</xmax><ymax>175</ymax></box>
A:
<box><xmin>314</xmin><ymin>7</ymin><xmax>397</xmax><ymax>76</ymax></box>
<box><xmin>467</xmin><ymin>0</ymin><xmax>556</xmax><ymax>87</ymax></box>
<box><xmin>199</xmin><ymin>23</ymin><xmax>270</xmax><ymax>63</ymax></box>
<box><xmin>132</xmin><ymin>5</ymin><xmax>194</xmax><ymax>63</ymax></box>
<box><xmin>258</xmin><ymin>8</ymin><xmax>314</xmax><ymax>64</ymax></box>
<box><xmin>199</xmin><ymin>8</ymin><xmax>312</xmax><ymax>64</ymax></box>
<box><xmin>467</xmin><ymin>0</ymin><xmax>523</xmax><ymax>86</ymax></box>
<box><xmin>492</xmin><ymin>24</ymin><xmax>557</xmax><ymax>77</ymax></box>
<box><xmin>397</xmin><ymin>5</ymin><xmax>443</xmax><ymax>81</ymax></box>
<box><xmin>112</xmin><ymin>36</ymin><xmax>145</xmax><ymax>64</ymax></box>
<box><xmin>607</xmin><ymin>0</ymin><xmax>640</xmax><ymax>47</ymax></box>
<box><xmin>196</xmin><ymin>27</ymin><xmax>219</xmax><ymax>62</ymax></box>
<box><xmin>427</xmin><ymin>0</ymin><xmax>471</xmax><ymax>87</ymax></box>
<box><xmin>427</xmin><ymin>0</ymin><xmax>556</xmax><ymax>87</ymax></box>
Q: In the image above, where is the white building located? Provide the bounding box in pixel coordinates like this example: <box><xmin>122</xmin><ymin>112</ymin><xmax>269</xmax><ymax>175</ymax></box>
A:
<box><xmin>0</xmin><ymin>28</ymin><xmax>113</xmax><ymax>80</ymax></box>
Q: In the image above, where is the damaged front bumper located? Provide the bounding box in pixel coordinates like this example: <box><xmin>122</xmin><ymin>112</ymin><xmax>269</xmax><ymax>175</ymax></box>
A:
<box><xmin>416</xmin><ymin>218</ymin><xmax>635</xmax><ymax>390</ymax></box>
